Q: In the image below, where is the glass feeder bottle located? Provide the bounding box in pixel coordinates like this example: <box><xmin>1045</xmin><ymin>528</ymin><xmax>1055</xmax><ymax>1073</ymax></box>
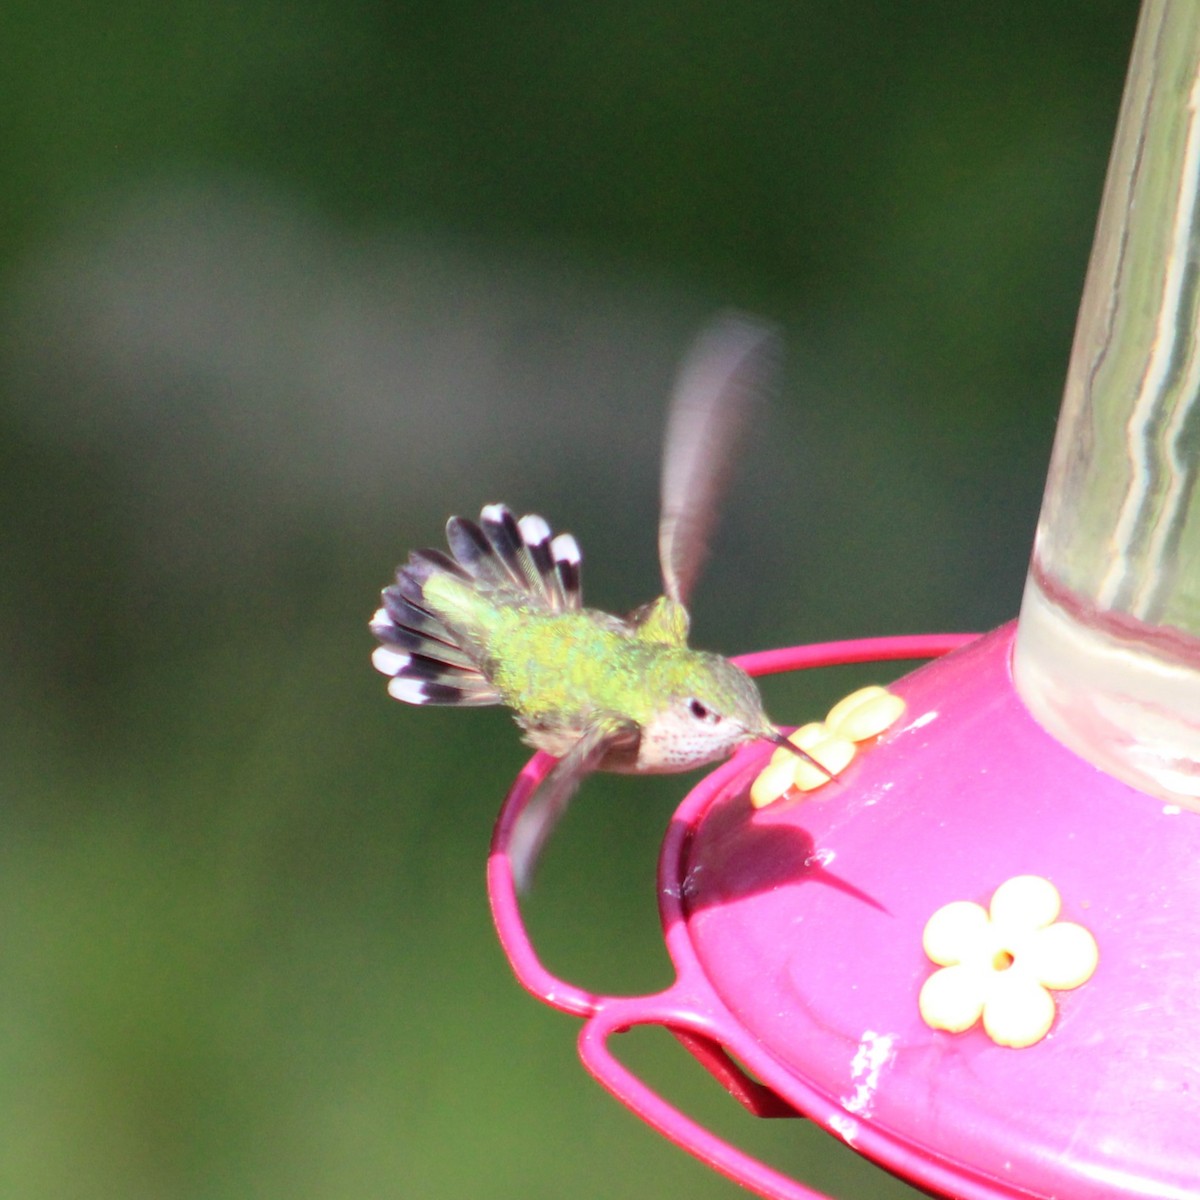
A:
<box><xmin>1013</xmin><ymin>0</ymin><xmax>1200</xmax><ymax>804</ymax></box>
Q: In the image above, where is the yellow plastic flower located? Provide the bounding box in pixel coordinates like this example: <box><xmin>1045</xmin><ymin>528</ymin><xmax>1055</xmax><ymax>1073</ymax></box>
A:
<box><xmin>749</xmin><ymin>685</ymin><xmax>906</xmax><ymax>808</ymax></box>
<box><xmin>918</xmin><ymin>875</ymin><xmax>1099</xmax><ymax>1048</ymax></box>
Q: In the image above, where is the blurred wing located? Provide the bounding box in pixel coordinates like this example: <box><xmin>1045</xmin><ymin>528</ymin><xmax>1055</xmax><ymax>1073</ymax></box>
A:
<box><xmin>658</xmin><ymin>313</ymin><xmax>781</xmax><ymax>605</ymax></box>
<box><xmin>509</xmin><ymin>717</ymin><xmax>640</xmax><ymax>893</ymax></box>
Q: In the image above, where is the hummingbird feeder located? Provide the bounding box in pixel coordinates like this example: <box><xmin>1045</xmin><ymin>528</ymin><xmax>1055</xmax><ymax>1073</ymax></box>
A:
<box><xmin>489</xmin><ymin>3</ymin><xmax>1200</xmax><ymax>1196</ymax></box>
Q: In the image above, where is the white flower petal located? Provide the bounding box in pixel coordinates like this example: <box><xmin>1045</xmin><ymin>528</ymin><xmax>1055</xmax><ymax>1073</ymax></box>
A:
<box><xmin>826</xmin><ymin>686</ymin><xmax>906</xmax><ymax>742</ymax></box>
<box><xmin>749</xmin><ymin>757</ymin><xmax>797</xmax><ymax>809</ymax></box>
<box><xmin>982</xmin><ymin>974</ymin><xmax>1056</xmax><ymax>1048</ymax></box>
<box><xmin>919</xmin><ymin>964</ymin><xmax>988</xmax><ymax>1032</ymax></box>
<box><xmin>923</xmin><ymin>900</ymin><xmax>990</xmax><ymax>966</ymax></box>
<box><xmin>1020</xmin><ymin>921</ymin><xmax>1099</xmax><ymax>990</ymax></box>
<box><xmin>990</xmin><ymin>875</ymin><xmax>1061</xmax><ymax>933</ymax></box>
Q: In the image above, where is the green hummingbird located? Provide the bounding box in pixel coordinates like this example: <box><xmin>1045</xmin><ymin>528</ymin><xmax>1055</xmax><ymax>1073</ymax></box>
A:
<box><xmin>370</xmin><ymin>314</ymin><xmax>822</xmax><ymax>887</ymax></box>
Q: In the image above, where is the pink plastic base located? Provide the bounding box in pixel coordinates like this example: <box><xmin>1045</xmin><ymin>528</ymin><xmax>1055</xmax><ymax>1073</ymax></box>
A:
<box><xmin>490</xmin><ymin>625</ymin><xmax>1200</xmax><ymax>1199</ymax></box>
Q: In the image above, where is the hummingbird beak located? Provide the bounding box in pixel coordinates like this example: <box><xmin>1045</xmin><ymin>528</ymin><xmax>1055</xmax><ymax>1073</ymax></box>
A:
<box><xmin>766</xmin><ymin>729</ymin><xmax>840</xmax><ymax>784</ymax></box>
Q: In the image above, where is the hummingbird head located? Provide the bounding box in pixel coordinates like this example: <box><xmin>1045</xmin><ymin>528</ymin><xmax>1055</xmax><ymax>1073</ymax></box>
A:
<box><xmin>636</xmin><ymin>652</ymin><xmax>778</xmax><ymax>772</ymax></box>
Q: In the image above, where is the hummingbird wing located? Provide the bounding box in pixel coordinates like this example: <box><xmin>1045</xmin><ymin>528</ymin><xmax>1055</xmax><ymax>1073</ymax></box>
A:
<box><xmin>509</xmin><ymin>716</ymin><xmax>640</xmax><ymax>892</ymax></box>
<box><xmin>658</xmin><ymin>313</ymin><xmax>781</xmax><ymax>606</ymax></box>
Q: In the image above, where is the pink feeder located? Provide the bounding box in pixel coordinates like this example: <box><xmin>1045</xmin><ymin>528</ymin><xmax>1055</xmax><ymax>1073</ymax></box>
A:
<box><xmin>490</xmin><ymin>5</ymin><xmax>1200</xmax><ymax>1197</ymax></box>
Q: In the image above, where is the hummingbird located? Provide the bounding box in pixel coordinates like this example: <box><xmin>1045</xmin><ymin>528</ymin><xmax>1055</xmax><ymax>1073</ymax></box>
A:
<box><xmin>370</xmin><ymin>314</ymin><xmax>824</xmax><ymax>888</ymax></box>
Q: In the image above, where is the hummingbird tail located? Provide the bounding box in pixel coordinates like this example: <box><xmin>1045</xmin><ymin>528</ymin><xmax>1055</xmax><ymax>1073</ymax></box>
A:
<box><xmin>444</xmin><ymin>504</ymin><xmax>582</xmax><ymax>612</ymax></box>
<box><xmin>370</xmin><ymin>586</ymin><xmax>502</xmax><ymax>706</ymax></box>
<box><xmin>371</xmin><ymin>504</ymin><xmax>582</xmax><ymax>706</ymax></box>
<box><xmin>372</xmin><ymin>544</ymin><xmax>504</xmax><ymax>706</ymax></box>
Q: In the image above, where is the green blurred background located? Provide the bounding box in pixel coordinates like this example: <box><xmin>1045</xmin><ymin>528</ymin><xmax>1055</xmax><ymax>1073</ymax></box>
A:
<box><xmin>1</xmin><ymin>3</ymin><xmax>1139</xmax><ymax>1197</ymax></box>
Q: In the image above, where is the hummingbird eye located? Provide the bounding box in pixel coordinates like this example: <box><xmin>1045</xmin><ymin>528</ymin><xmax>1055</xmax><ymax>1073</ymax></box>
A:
<box><xmin>688</xmin><ymin>698</ymin><xmax>720</xmax><ymax>722</ymax></box>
